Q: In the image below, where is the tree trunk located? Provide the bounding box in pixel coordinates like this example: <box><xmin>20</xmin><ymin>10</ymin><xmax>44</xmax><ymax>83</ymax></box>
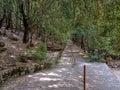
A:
<box><xmin>6</xmin><ymin>12</ymin><xmax>12</xmax><ymax>30</ymax></box>
<box><xmin>19</xmin><ymin>2</ymin><xmax>29</xmax><ymax>43</ymax></box>
<box><xmin>81</xmin><ymin>35</ymin><xmax>85</xmax><ymax>51</ymax></box>
<box><xmin>0</xmin><ymin>11</ymin><xmax>6</xmax><ymax>28</ymax></box>
<box><xmin>23</xmin><ymin>18</ymin><xmax>29</xmax><ymax>43</ymax></box>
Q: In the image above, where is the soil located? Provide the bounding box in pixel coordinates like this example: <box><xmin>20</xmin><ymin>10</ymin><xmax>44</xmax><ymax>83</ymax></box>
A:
<box><xmin>0</xmin><ymin>28</ymin><xmax>63</xmax><ymax>71</ymax></box>
<box><xmin>0</xmin><ymin>29</ymin><xmax>27</xmax><ymax>70</ymax></box>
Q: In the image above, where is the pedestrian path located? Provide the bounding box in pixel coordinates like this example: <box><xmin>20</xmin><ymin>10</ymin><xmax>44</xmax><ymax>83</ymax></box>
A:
<box><xmin>1</xmin><ymin>43</ymin><xmax>120</xmax><ymax>90</ymax></box>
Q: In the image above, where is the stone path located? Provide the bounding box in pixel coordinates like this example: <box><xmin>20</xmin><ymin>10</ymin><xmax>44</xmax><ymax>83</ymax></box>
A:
<box><xmin>0</xmin><ymin>44</ymin><xmax>120</xmax><ymax>90</ymax></box>
<box><xmin>112</xmin><ymin>69</ymin><xmax>120</xmax><ymax>82</ymax></box>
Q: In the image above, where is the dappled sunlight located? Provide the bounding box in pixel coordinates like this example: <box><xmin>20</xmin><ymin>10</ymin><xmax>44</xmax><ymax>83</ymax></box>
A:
<box><xmin>19</xmin><ymin>48</ymin><xmax>23</xmax><ymax>50</ymax></box>
<box><xmin>56</xmin><ymin>70</ymin><xmax>62</xmax><ymax>72</ymax></box>
<box><xmin>47</xmin><ymin>82</ymin><xmax>73</xmax><ymax>88</ymax></box>
<box><xmin>61</xmin><ymin>68</ymin><xmax>68</xmax><ymax>71</ymax></box>
<box><xmin>48</xmin><ymin>84</ymin><xmax>58</xmax><ymax>88</ymax></box>
<box><xmin>28</xmin><ymin>73</ymin><xmax>47</xmax><ymax>78</ymax></box>
<box><xmin>72</xmin><ymin>50</ymin><xmax>80</xmax><ymax>53</ymax></box>
<box><xmin>62</xmin><ymin>53</ymin><xmax>71</xmax><ymax>57</ymax></box>
<box><xmin>1</xmin><ymin>40</ymin><xmax>120</xmax><ymax>90</ymax></box>
<box><xmin>78</xmin><ymin>75</ymin><xmax>82</xmax><ymax>78</ymax></box>
<box><xmin>48</xmin><ymin>72</ymin><xmax>61</xmax><ymax>77</ymax></box>
<box><xmin>79</xmin><ymin>63</ymin><xmax>92</xmax><ymax>66</ymax></box>
<box><xmin>28</xmin><ymin>72</ymin><xmax>61</xmax><ymax>78</ymax></box>
<box><xmin>10</xmin><ymin>55</ymin><xmax>16</xmax><ymax>58</ymax></box>
<box><xmin>56</xmin><ymin>68</ymin><xmax>69</xmax><ymax>73</ymax></box>
<box><xmin>11</xmin><ymin>45</ymin><xmax>16</xmax><ymax>49</ymax></box>
<box><xmin>61</xmin><ymin>57</ymin><xmax>71</xmax><ymax>60</ymax></box>
<box><xmin>39</xmin><ymin>77</ymin><xmax>61</xmax><ymax>81</ymax></box>
<box><xmin>83</xmin><ymin>55</ymin><xmax>88</xmax><ymax>58</ymax></box>
<box><xmin>79</xmin><ymin>52</ymin><xmax>84</xmax><ymax>55</ymax></box>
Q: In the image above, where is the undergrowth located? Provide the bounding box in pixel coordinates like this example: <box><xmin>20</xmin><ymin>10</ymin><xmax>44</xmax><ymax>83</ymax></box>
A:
<box><xmin>25</xmin><ymin>42</ymin><xmax>47</xmax><ymax>61</ymax></box>
<box><xmin>88</xmin><ymin>52</ymin><xmax>105</xmax><ymax>63</ymax></box>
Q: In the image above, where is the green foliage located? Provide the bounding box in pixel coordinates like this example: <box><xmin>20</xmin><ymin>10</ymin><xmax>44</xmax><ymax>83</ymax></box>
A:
<box><xmin>73</xmin><ymin>0</ymin><xmax>120</xmax><ymax>55</ymax></box>
<box><xmin>0</xmin><ymin>0</ymin><xmax>120</xmax><ymax>56</ymax></box>
<box><xmin>38</xmin><ymin>42</ymin><xmax>47</xmax><ymax>52</ymax></box>
<box><xmin>26</xmin><ymin>42</ymin><xmax>47</xmax><ymax>61</ymax></box>
<box><xmin>88</xmin><ymin>52</ymin><xmax>105</xmax><ymax>62</ymax></box>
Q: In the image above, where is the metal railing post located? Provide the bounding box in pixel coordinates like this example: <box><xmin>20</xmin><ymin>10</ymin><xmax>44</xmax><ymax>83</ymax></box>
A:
<box><xmin>84</xmin><ymin>65</ymin><xmax>86</xmax><ymax>90</ymax></box>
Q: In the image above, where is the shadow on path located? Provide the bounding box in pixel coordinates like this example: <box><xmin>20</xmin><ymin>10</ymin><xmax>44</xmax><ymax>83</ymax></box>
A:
<box><xmin>1</xmin><ymin>43</ymin><xmax>120</xmax><ymax>90</ymax></box>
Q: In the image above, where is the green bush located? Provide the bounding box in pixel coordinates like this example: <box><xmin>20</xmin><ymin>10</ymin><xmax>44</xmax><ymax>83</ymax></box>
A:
<box><xmin>26</xmin><ymin>42</ymin><xmax>47</xmax><ymax>61</ymax></box>
<box><xmin>88</xmin><ymin>52</ymin><xmax>105</xmax><ymax>62</ymax></box>
<box><xmin>38</xmin><ymin>42</ymin><xmax>47</xmax><ymax>52</ymax></box>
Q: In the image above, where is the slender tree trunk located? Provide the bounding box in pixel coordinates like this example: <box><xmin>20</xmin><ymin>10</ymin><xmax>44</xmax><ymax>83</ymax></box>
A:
<box><xmin>81</xmin><ymin>35</ymin><xmax>85</xmax><ymax>51</ymax></box>
<box><xmin>0</xmin><ymin>10</ymin><xmax>6</xmax><ymax>28</ymax></box>
<box><xmin>6</xmin><ymin>12</ymin><xmax>12</xmax><ymax>30</ymax></box>
<box><xmin>19</xmin><ymin>2</ymin><xmax>29</xmax><ymax>43</ymax></box>
<box><xmin>23</xmin><ymin>18</ymin><xmax>29</xmax><ymax>43</ymax></box>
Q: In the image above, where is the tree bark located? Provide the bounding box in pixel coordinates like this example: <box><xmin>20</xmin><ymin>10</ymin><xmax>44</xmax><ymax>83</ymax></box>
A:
<box><xmin>19</xmin><ymin>2</ymin><xmax>29</xmax><ymax>43</ymax></box>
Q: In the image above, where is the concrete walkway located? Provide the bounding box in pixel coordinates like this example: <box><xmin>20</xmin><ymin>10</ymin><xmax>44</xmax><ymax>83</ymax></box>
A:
<box><xmin>1</xmin><ymin>44</ymin><xmax>120</xmax><ymax>90</ymax></box>
<box><xmin>112</xmin><ymin>69</ymin><xmax>120</xmax><ymax>82</ymax></box>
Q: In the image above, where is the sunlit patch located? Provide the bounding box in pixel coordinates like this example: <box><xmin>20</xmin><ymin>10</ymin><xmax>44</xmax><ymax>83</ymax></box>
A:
<box><xmin>48</xmin><ymin>72</ymin><xmax>61</xmax><ymax>77</ymax></box>
<box><xmin>61</xmin><ymin>68</ymin><xmax>67</xmax><ymax>70</ymax></box>
<box><xmin>79</xmin><ymin>53</ymin><xmax>84</xmax><ymax>55</ymax></box>
<box><xmin>11</xmin><ymin>45</ymin><xmax>16</xmax><ymax>49</ymax></box>
<box><xmin>72</xmin><ymin>50</ymin><xmax>80</xmax><ymax>53</ymax></box>
<box><xmin>66</xmin><ymin>62</ymin><xmax>71</xmax><ymax>65</ymax></box>
<box><xmin>39</xmin><ymin>78</ymin><xmax>61</xmax><ymax>81</ymax></box>
<box><xmin>10</xmin><ymin>55</ymin><xmax>16</xmax><ymax>58</ymax></box>
<box><xmin>19</xmin><ymin>48</ymin><xmax>23</xmax><ymax>50</ymax></box>
<box><xmin>62</xmin><ymin>57</ymin><xmax>71</xmax><ymax>60</ymax></box>
<box><xmin>78</xmin><ymin>75</ymin><xmax>82</xmax><ymax>78</ymax></box>
<box><xmin>40</xmin><ymin>73</ymin><xmax>47</xmax><ymax>76</ymax></box>
<box><xmin>28</xmin><ymin>75</ymin><xmax>33</xmax><ymax>77</ymax></box>
<box><xmin>57</xmin><ymin>70</ymin><xmax>62</xmax><ymax>72</ymax></box>
<box><xmin>79</xmin><ymin>63</ymin><xmax>91</xmax><ymax>66</ymax></box>
<box><xmin>83</xmin><ymin>55</ymin><xmax>88</xmax><ymax>58</ymax></box>
<box><xmin>33</xmin><ymin>73</ymin><xmax>47</xmax><ymax>76</ymax></box>
<box><xmin>48</xmin><ymin>84</ymin><xmax>58</xmax><ymax>88</ymax></box>
<box><xmin>48</xmin><ymin>82</ymin><xmax>73</xmax><ymax>88</ymax></box>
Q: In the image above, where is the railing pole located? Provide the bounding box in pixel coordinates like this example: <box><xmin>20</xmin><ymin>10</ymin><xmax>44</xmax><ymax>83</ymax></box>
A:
<box><xmin>84</xmin><ymin>65</ymin><xmax>86</xmax><ymax>90</ymax></box>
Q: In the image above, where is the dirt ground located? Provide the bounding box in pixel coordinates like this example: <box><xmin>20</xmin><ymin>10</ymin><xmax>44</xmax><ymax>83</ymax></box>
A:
<box><xmin>0</xmin><ymin>29</ymin><xmax>27</xmax><ymax>70</ymax></box>
<box><xmin>0</xmin><ymin>29</ymin><xmax>64</xmax><ymax>71</ymax></box>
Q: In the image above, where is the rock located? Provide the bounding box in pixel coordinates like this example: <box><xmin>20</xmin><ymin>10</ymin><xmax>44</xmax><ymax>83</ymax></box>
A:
<box><xmin>0</xmin><ymin>47</ymin><xmax>7</xmax><ymax>53</ymax></box>
<box><xmin>8</xmin><ymin>34</ymin><xmax>19</xmax><ymax>41</ymax></box>
<box><xmin>0</xmin><ymin>41</ymin><xmax>5</xmax><ymax>47</ymax></box>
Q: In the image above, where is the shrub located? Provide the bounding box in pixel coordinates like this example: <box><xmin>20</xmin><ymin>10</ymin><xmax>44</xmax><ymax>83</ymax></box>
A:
<box><xmin>88</xmin><ymin>52</ymin><xmax>105</xmax><ymax>62</ymax></box>
<box><xmin>38</xmin><ymin>42</ymin><xmax>47</xmax><ymax>52</ymax></box>
<box><xmin>25</xmin><ymin>42</ymin><xmax>47</xmax><ymax>61</ymax></box>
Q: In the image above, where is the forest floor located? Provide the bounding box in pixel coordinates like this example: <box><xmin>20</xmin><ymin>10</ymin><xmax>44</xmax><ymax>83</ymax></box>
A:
<box><xmin>0</xmin><ymin>28</ymin><xmax>63</xmax><ymax>70</ymax></box>
<box><xmin>1</xmin><ymin>42</ymin><xmax>120</xmax><ymax>90</ymax></box>
<box><xmin>0</xmin><ymin>29</ymin><xmax>27</xmax><ymax>70</ymax></box>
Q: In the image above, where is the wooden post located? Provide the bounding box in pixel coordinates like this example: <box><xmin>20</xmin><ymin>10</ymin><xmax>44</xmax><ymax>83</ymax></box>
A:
<box><xmin>84</xmin><ymin>65</ymin><xmax>86</xmax><ymax>90</ymax></box>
